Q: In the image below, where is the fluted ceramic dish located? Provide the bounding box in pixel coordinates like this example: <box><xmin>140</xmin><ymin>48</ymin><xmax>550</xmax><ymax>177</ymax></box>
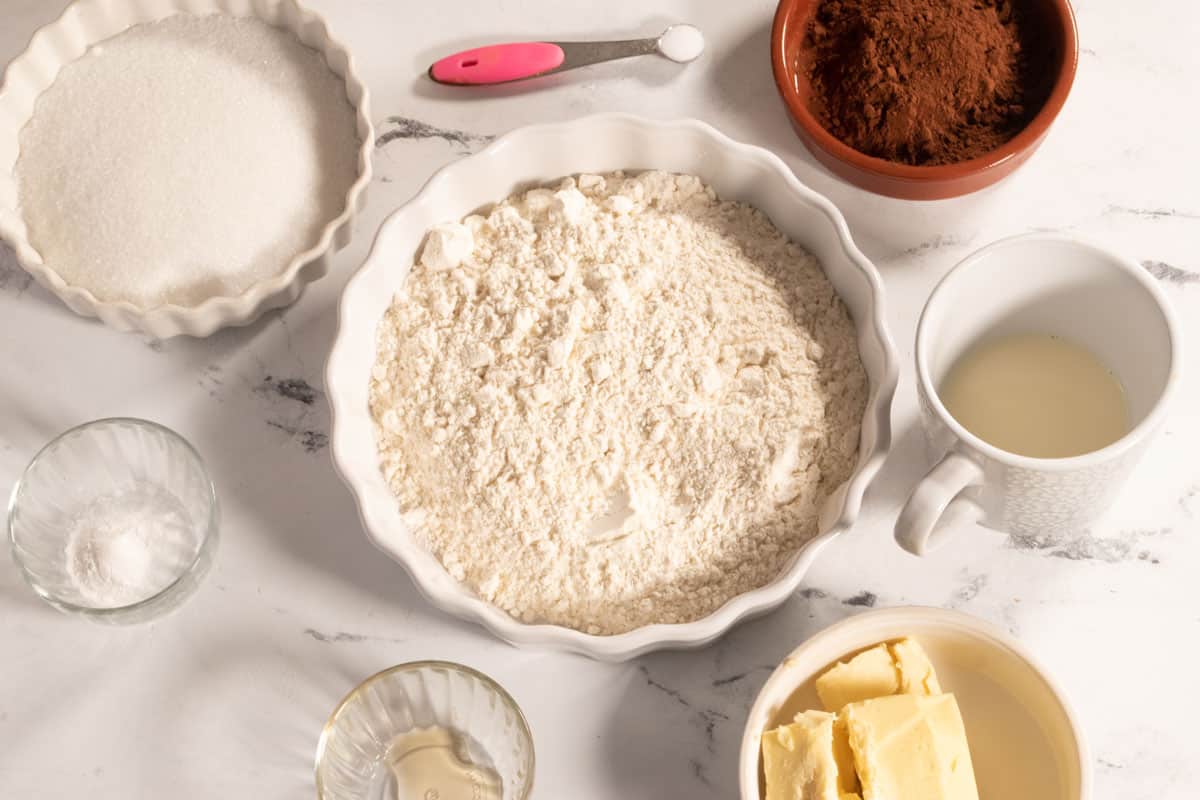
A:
<box><xmin>316</xmin><ymin>661</ymin><xmax>535</xmax><ymax>800</ymax></box>
<box><xmin>739</xmin><ymin>607</ymin><xmax>1091</xmax><ymax>800</ymax></box>
<box><xmin>8</xmin><ymin>417</ymin><xmax>219</xmax><ymax>623</ymax></box>
<box><xmin>327</xmin><ymin>114</ymin><xmax>899</xmax><ymax>661</ymax></box>
<box><xmin>0</xmin><ymin>0</ymin><xmax>372</xmax><ymax>337</ymax></box>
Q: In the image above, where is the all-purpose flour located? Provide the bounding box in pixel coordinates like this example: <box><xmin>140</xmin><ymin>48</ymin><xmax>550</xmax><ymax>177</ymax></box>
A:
<box><xmin>370</xmin><ymin>171</ymin><xmax>866</xmax><ymax>634</ymax></box>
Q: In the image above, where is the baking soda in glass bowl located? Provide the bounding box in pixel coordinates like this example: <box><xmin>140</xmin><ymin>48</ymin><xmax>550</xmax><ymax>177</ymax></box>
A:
<box><xmin>63</xmin><ymin>484</ymin><xmax>198</xmax><ymax>608</ymax></box>
<box><xmin>8</xmin><ymin>418</ymin><xmax>218</xmax><ymax>623</ymax></box>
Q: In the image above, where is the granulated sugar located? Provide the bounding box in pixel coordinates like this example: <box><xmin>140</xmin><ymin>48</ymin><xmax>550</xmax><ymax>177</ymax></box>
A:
<box><xmin>15</xmin><ymin>14</ymin><xmax>359</xmax><ymax>308</ymax></box>
<box><xmin>370</xmin><ymin>171</ymin><xmax>867</xmax><ymax>635</ymax></box>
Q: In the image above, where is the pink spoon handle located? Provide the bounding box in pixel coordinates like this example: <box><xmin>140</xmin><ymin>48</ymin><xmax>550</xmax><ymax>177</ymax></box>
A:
<box><xmin>430</xmin><ymin>42</ymin><xmax>566</xmax><ymax>85</ymax></box>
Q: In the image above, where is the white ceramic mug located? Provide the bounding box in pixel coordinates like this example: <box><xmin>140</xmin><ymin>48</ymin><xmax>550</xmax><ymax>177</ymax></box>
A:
<box><xmin>896</xmin><ymin>234</ymin><xmax>1181</xmax><ymax>555</ymax></box>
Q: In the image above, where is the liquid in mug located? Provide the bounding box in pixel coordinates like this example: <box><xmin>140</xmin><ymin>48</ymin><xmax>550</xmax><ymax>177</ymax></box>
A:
<box><xmin>939</xmin><ymin>332</ymin><xmax>1130</xmax><ymax>459</ymax></box>
<box><xmin>379</xmin><ymin>727</ymin><xmax>502</xmax><ymax>800</ymax></box>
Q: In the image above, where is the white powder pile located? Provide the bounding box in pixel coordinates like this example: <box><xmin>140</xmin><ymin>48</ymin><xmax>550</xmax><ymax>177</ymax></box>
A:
<box><xmin>370</xmin><ymin>171</ymin><xmax>867</xmax><ymax>634</ymax></box>
<box><xmin>65</xmin><ymin>483</ymin><xmax>197</xmax><ymax>607</ymax></box>
<box><xmin>657</xmin><ymin>24</ymin><xmax>705</xmax><ymax>63</ymax></box>
<box><xmin>15</xmin><ymin>14</ymin><xmax>360</xmax><ymax>309</ymax></box>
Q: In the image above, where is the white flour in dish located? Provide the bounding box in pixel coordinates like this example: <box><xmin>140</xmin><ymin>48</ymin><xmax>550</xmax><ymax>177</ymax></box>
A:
<box><xmin>370</xmin><ymin>171</ymin><xmax>866</xmax><ymax>634</ymax></box>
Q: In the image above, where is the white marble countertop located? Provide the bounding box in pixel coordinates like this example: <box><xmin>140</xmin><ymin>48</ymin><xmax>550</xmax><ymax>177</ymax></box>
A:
<box><xmin>1</xmin><ymin>1</ymin><xmax>1197</xmax><ymax>797</ymax></box>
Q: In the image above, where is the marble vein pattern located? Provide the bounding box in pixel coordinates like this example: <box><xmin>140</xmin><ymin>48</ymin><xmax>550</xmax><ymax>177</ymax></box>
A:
<box><xmin>1142</xmin><ymin>259</ymin><xmax>1199</xmax><ymax>285</ymax></box>
<box><xmin>375</xmin><ymin>115</ymin><xmax>495</xmax><ymax>152</ymax></box>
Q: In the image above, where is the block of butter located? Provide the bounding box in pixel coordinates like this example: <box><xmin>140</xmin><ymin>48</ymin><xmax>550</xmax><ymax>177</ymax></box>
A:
<box><xmin>762</xmin><ymin>710</ymin><xmax>858</xmax><ymax>800</ymax></box>
<box><xmin>815</xmin><ymin>637</ymin><xmax>941</xmax><ymax>712</ymax></box>
<box><xmin>829</xmin><ymin>715</ymin><xmax>859</xmax><ymax>796</ymax></box>
<box><xmin>843</xmin><ymin>693</ymin><xmax>979</xmax><ymax>800</ymax></box>
<box><xmin>762</xmin><ymin>637</ymin><xmax>977</xmax><ymax>800</ymax></box>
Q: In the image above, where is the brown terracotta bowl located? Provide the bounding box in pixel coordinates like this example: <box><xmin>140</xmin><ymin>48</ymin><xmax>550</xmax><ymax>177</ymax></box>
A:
<box><xmin>771</xmin><ymin>0</ymin><xmax>1078</xmax><ymax>200</ymax></box>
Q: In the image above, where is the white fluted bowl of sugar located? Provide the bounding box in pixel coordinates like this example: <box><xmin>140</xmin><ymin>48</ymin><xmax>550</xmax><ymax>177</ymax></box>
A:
<box><xmin>8</xmin><ymin>418</ymin><xmax>219</xmax><ymax>623</ymax></box>
<box><xmin>327</xmin><ymin>115</ymin><xmax>900</xmax><ymax>661</ymax></box>
<box><xmin>0</xmin><ymin>0</ymin><xmax>372</xmax><ymax>338</ymax></box>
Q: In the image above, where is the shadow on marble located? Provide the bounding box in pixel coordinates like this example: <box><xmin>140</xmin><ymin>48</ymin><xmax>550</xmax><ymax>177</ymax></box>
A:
<box><xmin>862</xmin><ymin>416</ymin><xmax>929</xmax><ymax>525</ymax></box>
<box><xmin>0</xmin><ymin>240</ymin><xmax>67</xmax><ymax>312</ymax></box>
<box><xmin>0</xmin><ymin>605</ymin><xmax>194</xmax><ymax>765</ymax></box>
<box><xmin>705</xmin><ymin>18</ymin><xmax>1017</xmax><ymax>265</ymax></box>
<box><xmin>604</xmin><ymin>591</ymin><xmax>866</xmax><ymax>799</ymax></box>
<box><xmin>169</xmin><ymin>302</ymin><xmax>468</xmax><ymax>635</ymax></box>
<box><xmin>0</xmin><ymin>557</ymin><xmax>53</xmax><ymax>616</ymax></box>
<box><xmin>706</xmin><ymin>17</ymin><xmax>849</xmax><ymax>205</ymax></box>
<box><xmin>146</xmin><ymin>629</ymin><xmax>373</xmax><ymax>795</ymax></box>
<box><xmin>0</xmin><ymin>381</ymin><xmax>76</xmax><ymax>470</ymax></box>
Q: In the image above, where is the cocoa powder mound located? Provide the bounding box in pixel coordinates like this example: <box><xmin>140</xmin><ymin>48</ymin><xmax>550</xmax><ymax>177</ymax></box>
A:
<box><xmin>803</xmin><ymin>0</ymin><xmax>1053</xmax><ymax>166</ymax></box>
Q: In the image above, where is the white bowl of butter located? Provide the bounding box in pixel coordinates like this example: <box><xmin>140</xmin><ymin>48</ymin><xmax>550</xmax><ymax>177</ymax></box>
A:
<box><xmin>739</xmin><ymin>606</ymin><xmax>1090</xmax><ymax>800</ymax></box>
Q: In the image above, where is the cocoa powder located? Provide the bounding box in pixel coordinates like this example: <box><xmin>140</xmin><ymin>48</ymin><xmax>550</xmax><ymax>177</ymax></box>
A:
<box><xmin>803</xmin><ymin>0</ymin><xmax>1053</xmax><ymax>166</ymax></box>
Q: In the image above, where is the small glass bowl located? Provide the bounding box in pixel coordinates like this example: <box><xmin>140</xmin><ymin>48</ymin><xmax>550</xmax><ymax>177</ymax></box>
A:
<box><xmin>7</xmin><ymin>417</ymin><xmax>218</xmax><ymax>623</ymax></box>
<box><xmin>316</xmin><ymin>661</ymin><xmax>535</xmax><ymax>800</ymax></box>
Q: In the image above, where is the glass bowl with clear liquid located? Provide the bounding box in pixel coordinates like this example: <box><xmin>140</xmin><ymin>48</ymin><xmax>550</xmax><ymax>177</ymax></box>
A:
<box><xmin>316</xmin><ymin>661</ymin><xmax>534</xmax><ymax>800</ymax></box>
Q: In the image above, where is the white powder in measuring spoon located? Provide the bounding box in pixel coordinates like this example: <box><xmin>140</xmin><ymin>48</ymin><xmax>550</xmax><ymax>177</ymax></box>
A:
<box><xmin>657</xmin><ymin>24</ymin><xmax>705</xmax><ymax>63</ymax></box>
<box><xmin>15</xmin><ymin>14</ymin><xmax>360</xmax><ymax>309</ymax></box>
<box><xmin>65</xmin><ymin>484</ymin><xmax>197</xmax><ymax>607</ymax></box>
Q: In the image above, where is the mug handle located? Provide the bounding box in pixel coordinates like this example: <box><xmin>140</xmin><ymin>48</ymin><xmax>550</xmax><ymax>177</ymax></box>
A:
<box><xmin>895</xmin><ymin>452</ymin><xmax>985</xmax><ymax>555</ymax></box>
